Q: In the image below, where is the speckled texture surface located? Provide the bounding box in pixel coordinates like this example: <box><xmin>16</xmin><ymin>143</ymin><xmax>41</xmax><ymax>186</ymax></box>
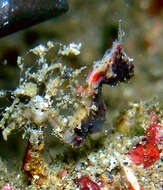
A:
<box><xmin>0</xmin><ymin>0</ymin><xmax>163</xmax><ymax>189</ymax></box>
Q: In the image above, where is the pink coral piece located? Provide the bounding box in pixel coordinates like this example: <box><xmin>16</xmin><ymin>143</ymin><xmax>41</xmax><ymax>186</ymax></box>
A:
<box><xmin>2</xmin><ymin>184</ymin><xmax>14</xmax><ymax>190</ymax></box>
<box><xmin>60</xmin><ymin>169</ymin><xmax>67</xmax><ymax>178</ymax></box>
<box><xmin>78</xmin><ymin>176</ymin><xmax>100</xmax><ymax>190</ymax></box>
<box><xmin>146</xmin><ymin>122</ymin><xmax>161</xmax><ymax>144</ymax></box>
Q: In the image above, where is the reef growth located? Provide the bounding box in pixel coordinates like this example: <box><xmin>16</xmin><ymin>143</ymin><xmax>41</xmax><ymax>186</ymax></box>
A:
<box><xmin>0</xmin><ymin>39</ymin><xmax>134</xmax><ymax>186</ymax></box>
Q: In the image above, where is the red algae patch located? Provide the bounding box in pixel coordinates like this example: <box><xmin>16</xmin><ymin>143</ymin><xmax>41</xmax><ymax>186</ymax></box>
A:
<box><xmin>129</xmin><ymin>112</ymin><xmax>162</xmax><ymax>168</ymax></box>
<box><xmin>129</xmin><ymin>142</ymin><xmax>160</xmax><ymax>168</ymax></box>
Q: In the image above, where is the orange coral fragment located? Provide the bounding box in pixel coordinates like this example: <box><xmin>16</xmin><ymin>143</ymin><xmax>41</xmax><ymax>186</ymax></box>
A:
<box><xmin>23</xmin><ymin>140</ymin><xmax>48</xmax><ymax>185</ymax></box>
<box><xmin>128</xmin><ymin>182</ymin><xmax>144</xmax><ymax>190</ymax></box>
